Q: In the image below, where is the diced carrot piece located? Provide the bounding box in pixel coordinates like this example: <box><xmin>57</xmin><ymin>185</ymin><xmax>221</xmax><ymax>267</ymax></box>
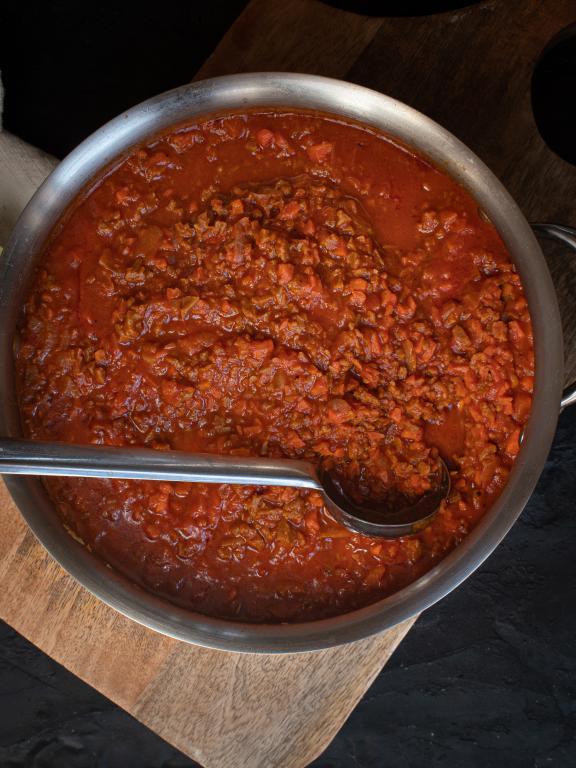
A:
<box><xmin>250</xmin><ymin>339</ymin><xmax>274</xmax><ymax>358</ymax></box>
<box><xmin>504</xmin><ymin>428</ymin><xmax>521</xmax><ymax>457</ymax></box>
<box><xmin>327</xmin><ymin>398</ymin><xmax>353</xmax><ymax>423</ymax></box>
<box><xmin>160</xmin><ymin>380</ymin><xmax>179</xmax><ymax>404</ymax></box>
<box><xmin>301</xmin><ymin>218</ymin><xmax>316</xmax><ymax>235</ymax></box>
<box><xmin>279</xmin><ymin>200</ymin><xmax>302</xmax><ymax>220</ymax></box>
<box><xmin>143</xmin><ymin>523</ymin><xmax>162</xmax><ymax>540</ymax></box>
<box><xmin>307</xmin><ymin>142</ymin><xmax>334</xmax><ymax>163</ymax></box>
<box><xmin>508</xmin><ymin>320</ymin><xmax>526</xmax><ymax>345</ymax></box>
<box><xmin>401</xmin><ymin>424</ymin><xmax>423</xmax><ymax>441</ymax></box>
<box><xmin>360</xmin><ymin>364</ymin><xmax>379</xmax><ymax>387</ymax></box>
<box><xmin>285</xmin><ymin>430</ymin><xmax>305</xmax><ymax>449</ymax></box>
<box><xmin>310</xmin><ymin>377</ymin><xmax>328</xmax><ymax>398</ymax></box>
<box><xmin>256</xmin><ymin>128</ymin><xmax>274</xmax><ymax>147</ymax></box>
<box><xmin>149</xmin><ymin>492</ymin><xmax>170</xmax><ymax>515</ymax></box>
<box><xmin>115</xmin><ymin>187</ymin><xmax>132</xmax><ymax>205</ymax></box>
<box><xmin>390</xmin><ymin>407</ymin><xmax>402</xmax><ymax>423</ymax></box>
<box><xmin>395</xmin><ymin>296</ymin><xmax>417</xmax><ymax>320</ymax></box>
<box><xmin>364</xmin><ymin>565</ymin><xmax>386</xmax><ymax>587</ymax></box>
<box><xmin>305</xmin><ymin>273</ymin><xmax>323</xmax><ymax>294</ymax></box>
<box><xmin>368</xmin><ymin>330</ymin><xmax>383</xmax><ymax>356</ymax></box>
<box><xmin>278</xmin><ymin>263</ymin><xmax>295</xmax><ymax>285</ymax></box>
<box><xmin>230</xmin><ymin>199</ymin><xmax>244</xmax><ymax>216</ymax></box>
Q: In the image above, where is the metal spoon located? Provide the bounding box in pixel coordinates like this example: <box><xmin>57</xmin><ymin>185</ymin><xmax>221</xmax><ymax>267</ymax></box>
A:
<box><xmin>0</xmin><ymin>438</ymin><xmax>450</xmax><ymax>538</ymax></box>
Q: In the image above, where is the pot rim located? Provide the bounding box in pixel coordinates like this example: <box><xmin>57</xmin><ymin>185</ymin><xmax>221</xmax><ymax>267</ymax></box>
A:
<box><xmin>0</xmin><ymin>73</ymin><xmax>563</xmax><ymax>652</ymax></box>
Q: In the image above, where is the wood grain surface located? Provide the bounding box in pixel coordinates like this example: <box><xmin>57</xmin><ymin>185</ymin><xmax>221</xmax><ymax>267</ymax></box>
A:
<box><xmin>1</xmin><ymin>0</ymin><xmax>576</xmax><ymax>766</ymax></box>
<box><xmin>0</xmin><ymin>483</ymin><xmax>413</xmax><ymax>768</ymax></box>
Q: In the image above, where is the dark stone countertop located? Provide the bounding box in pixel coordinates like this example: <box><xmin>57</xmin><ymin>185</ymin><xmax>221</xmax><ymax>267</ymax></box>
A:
<box><xmin>0</xmin><ymin>2</ymin><xmax>575</xmax><ymax>766</ymax></box>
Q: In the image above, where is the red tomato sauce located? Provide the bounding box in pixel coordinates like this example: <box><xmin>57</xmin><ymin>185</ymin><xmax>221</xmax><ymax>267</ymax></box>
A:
<box><xmin>16</xmin><ymin>110</ymin><xmax>534</xmax><ymax>622</ymax></box>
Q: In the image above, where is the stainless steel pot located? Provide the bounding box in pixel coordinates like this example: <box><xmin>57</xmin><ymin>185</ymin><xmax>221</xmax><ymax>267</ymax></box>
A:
<box><xmin>0</xmin><ymin>73</ymin><xmax>573</xmax><ymax>653</ymax></box>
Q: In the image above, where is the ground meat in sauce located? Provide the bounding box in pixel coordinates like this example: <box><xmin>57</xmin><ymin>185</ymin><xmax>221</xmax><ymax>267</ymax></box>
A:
<box><xmin>16</xmin><ymin>111</ymin><xmax>534</xmax><ymax>622</ymax></box>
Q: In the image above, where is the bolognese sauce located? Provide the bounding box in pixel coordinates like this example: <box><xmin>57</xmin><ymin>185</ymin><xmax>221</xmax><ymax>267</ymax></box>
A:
<box><xmin>15</xmin><ymin>111</ymin><xmax>534</xmax><ymax>622</ymax></box>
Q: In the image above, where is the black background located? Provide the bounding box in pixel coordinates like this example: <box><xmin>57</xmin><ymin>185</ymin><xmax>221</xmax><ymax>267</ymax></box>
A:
<box><xmin>1</xmin><ymin>2</ymin><xmax>575</xmax><ymax>766</ymax></box>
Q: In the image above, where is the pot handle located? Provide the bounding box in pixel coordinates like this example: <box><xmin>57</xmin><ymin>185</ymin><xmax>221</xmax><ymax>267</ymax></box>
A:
<box><xmin>532</xmin><ymin>223</ymin><xmax>576</xmax><ymax>410</ymax></box>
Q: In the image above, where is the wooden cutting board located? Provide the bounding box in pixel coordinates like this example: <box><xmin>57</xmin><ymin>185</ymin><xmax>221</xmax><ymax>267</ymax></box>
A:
<box><xmin>1</xmin><ymin>1</ymin><xmax>575</xmax><ymax>766</ymax></box>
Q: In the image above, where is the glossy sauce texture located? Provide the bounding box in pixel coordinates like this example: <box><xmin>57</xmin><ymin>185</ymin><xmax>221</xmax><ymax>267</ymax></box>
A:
<box><xmin>16</xmin><ymin>111</ymin><xmax>534</xmax><ymax>622</ymax></box>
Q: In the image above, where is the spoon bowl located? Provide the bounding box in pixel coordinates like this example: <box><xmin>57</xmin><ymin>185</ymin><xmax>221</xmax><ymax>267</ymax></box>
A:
<box><xmin>319</xmin><ymin>460</ymin><xmax>450</xmax><ymax>537</ymax></box>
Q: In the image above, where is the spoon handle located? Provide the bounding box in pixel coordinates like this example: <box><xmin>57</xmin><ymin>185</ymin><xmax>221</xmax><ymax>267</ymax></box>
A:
<box><xmin>0</xmin><ymin>438</ymin><xmax>322</xmax><ymax>490</ymax></box>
